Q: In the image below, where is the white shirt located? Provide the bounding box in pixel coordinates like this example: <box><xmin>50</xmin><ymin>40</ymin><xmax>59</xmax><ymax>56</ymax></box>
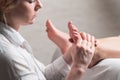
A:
<box><xmin>0</xmin><ymin>22</ymin><xmax>70</xmax><ymax>80</ymax></box>
<box><xmin>80</xmin><ymin>58</ymin><xmax>120</xmax><ymax>80</ymax></box>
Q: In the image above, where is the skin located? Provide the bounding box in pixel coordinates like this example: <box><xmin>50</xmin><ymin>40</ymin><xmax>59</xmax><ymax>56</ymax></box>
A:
<box><xmin>4</xmin><ymin>0</ymin><xmax>42</xmax><ymax>31</ymax></box>
<box><xmin>46</xmin><ymin>20</ymin><xmax>120</xmax><ymax>67</ymax></box>
<box><xmin>46</xmin><ymin>20</ymin><xmax>72</xmax><ymax>54</ymax></box>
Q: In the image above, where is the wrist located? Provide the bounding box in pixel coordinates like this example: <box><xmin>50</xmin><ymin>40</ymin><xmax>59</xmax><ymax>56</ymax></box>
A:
<box><xmin>71</xmin><ymin>63</ymin><xmax>87</xmax><ymax>76</ymax></box>
<box><xmin>63</xmin><ymin>53</ymin><xmax>72</xmax><ymax>66</ymax></box>
<box><xmin>72</xmin><ymin>63</ymin><xmax>87</xmax><ymax>70</ymax></box>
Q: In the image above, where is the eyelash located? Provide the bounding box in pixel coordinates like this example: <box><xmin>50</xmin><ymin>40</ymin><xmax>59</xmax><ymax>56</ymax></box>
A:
<box><xmin>28</xmin><ymin>0</ymin><xmax>36</xmax><ymax>3</ymax></box>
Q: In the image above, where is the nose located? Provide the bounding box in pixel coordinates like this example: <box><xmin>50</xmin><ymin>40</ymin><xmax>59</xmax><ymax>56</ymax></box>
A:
<box><xmin>35</xmin><ymin>0</ymin><xmax>43</xmax><ymax>11</ymax></box>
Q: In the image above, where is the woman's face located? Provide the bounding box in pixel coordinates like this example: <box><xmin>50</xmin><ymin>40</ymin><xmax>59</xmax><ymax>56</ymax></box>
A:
<box><xmin>6</xmin><ymin>0</ymin><xmax>42</xmax><ymax>26</ymax></box>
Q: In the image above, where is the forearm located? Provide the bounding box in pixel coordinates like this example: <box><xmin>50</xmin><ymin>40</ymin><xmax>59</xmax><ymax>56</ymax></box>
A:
<box><xmin>45</xmin><ymin>56</ymin><xmax>70</xmax><ymax>80</ymax></box>
<box><xmin>66</xmin><ymin>64</ymin><xmax>86</xmax><ymax>80</ymax></box>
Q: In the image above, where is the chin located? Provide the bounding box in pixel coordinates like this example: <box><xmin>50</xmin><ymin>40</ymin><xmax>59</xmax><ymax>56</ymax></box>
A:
<box><xmin>29</xmin><ymin>18</ymin><xmax>35</xmax><ymax>24</ymax></box>
<box><xmin>29</xmin><ymin>21</ymin><xmax>34</xmax><ymax>24</ymax></box>
<box><xmin>22</xmin><ymin>21</ymin><xmax>34</xmax><ymax>25</ymax></box>
<box><xmin>27</xmin><ymin>20</ymin><xmax>35</xmax><ymax>24</ymax></box>
<box><xmin>23</xmin><ymin>18</ymin><xmax>35</xmax><ymax>25</ymax></box>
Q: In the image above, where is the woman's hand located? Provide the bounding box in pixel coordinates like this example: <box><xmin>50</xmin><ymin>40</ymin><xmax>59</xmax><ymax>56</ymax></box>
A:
<box><xmin>65</xmin><ymin>22</ymin><xmax>95</xmax><ymax>80</ymax></box>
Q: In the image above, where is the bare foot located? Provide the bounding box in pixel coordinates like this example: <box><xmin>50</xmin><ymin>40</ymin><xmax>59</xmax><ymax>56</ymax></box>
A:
<box><xmin>46</xmin><ymin>20</ymin><xmax>72</xmax><ymax>54</ymax></box>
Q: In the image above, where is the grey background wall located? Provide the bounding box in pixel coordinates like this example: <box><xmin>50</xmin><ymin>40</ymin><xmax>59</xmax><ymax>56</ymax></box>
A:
<box><xmin>20</xmin><ymin>0</ymin><xmax>120</xmax><ymax>65</ymax></box>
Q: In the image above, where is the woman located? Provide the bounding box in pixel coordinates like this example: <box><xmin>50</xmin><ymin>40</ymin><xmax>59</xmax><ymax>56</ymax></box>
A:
<box><xmin>0</xmin><ymin>0</ymin><xmax>95</xmax><ymax>80</ymax></box>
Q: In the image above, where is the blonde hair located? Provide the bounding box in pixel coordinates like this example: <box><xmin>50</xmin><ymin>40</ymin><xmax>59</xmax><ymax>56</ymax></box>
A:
<box><xmin>0</xmin><ymin>0</ymin><xmax>17</xmax><ymax>22</ymax></box>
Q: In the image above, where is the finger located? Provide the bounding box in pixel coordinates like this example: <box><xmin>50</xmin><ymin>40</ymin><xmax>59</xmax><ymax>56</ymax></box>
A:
<box><xmin>86</xmin><ymin>41</ymin><xmax>92</xmax><ymax>49</ymax></box>
<box><xmin>76</xmin><ymin>38</ymin><xmax>82</xmax><ymax>47</ymax></box>
<box><xmin>86</xmin><ymin>34</ymin><xmax>96</xmax><ymax>47</ymax></box>
<box><xmin>91</xmin><ymin>36</ymin><xmax>97</xmax><ymax>47</ymax></box>
<box><xmin>91</xmin><ymin>36</ymin><xmax>95</xmax><ymax>43</ymax></box>
<box><xmin>80</xmin><ymin>32</ymin><xmax>86</xmax><ymax>40</ymax></box>
<box><xmin>85</xmin><ymin>41</ymin><xmax>95</xmax><ymax>60</ymax></box>
<box><xmin>80</xmin><ymin>40</ymin><xmax>87</xmax><ymax>49</ymax></box>
<box><xmin>79</xmin><ymin>40</ymin><xmax>90</xmax><ymax>57</ymax></box>
<box><xmin>91</xmin><ymin>44</ymin><xmax>95</xmax><ymax>53</ymax></box>
<box><xmin>86</xmin><ymin>34</ymin><xmax>91</xmax><ymax>42</ymax></box>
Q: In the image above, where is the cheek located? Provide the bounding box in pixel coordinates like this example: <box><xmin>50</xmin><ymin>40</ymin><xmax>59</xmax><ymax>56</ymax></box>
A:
<box><xmin>15</xmin><ymin>6</ymin><xmax>35</xmax><ymax>22</ymax></box>
<box><xmin>9</xmin><ymin>2</ymin><xmax>36</xmax><ymax>24</ymax></box>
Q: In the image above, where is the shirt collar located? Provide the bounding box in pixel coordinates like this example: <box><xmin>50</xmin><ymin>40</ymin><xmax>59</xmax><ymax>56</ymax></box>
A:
<box><xmin>0</xmin><ymin>22</ymin><xmax>25</xmax><ymax>46</ymax></box>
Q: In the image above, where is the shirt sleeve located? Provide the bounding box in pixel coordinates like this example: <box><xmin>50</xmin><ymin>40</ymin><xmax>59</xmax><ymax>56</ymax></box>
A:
<box><xmin>0</xmin><ymin>42</ymin><xmax>40</xmax><ymax>80</ymax></box>
<box><xmin>0</xmin><ymin>38</ymin><xmax>70</xmax><ymax>80</ymax></box>
<box><xmin>44</xmin><ymin>56</ymin><xmax>70</xmax><ymax>80</ymax></box>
